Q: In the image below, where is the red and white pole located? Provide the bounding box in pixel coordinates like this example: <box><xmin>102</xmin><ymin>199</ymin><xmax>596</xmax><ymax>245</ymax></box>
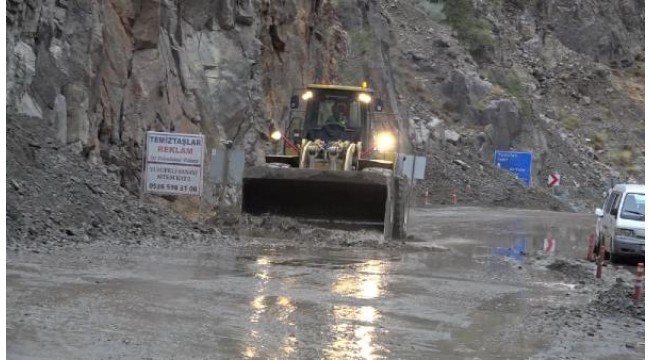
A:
<box><xmin>633</xmin><ymin>262</ymin><xmax>644</xmax><ymax>304</ymax></box>
<box><xmin>596</xmin><ymin>242</ymin><xmax>605</xmax><ymax>279</ymax></box>
<box><xmin>587</xmin><ymin>233</ymin><xmax>596</xmax><ymax>261</ymax></box>
<box><xmin>452</xmin><ymin>189</ymin><xmax>458</xmax><ymax>205</ymax></box>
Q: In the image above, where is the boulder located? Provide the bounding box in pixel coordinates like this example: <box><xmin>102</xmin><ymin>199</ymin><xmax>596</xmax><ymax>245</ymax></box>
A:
<box><xmin>410</xmin><ymin>118</ymin><xmax>431</xmax><ymax>147</ymax></box>
<box><xmin>444</xmin><ymin>130</ymin><xmax>461</xmax><ymax>145</ymax></box>
<box><xmin>441</xmin><ymin>70</ymin><xmax>491</xmax><ymax>118</ymax></box>
<box><xmin>479</xmin><ymin>99</ymin><xmax>521</xmax><ymax>150</ymax></box>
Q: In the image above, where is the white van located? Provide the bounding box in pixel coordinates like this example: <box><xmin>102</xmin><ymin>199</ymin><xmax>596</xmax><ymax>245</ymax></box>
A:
<box><xmin>595</xmin><ymin>184</ymin><xmax>645</xmax><ymax>262</ymax></box>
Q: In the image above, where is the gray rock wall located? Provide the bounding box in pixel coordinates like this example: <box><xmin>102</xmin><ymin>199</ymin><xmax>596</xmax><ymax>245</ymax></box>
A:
<box><xmin>7</xmin><ymin>0</ymin><xmax>387</xmax><ymax>188</ymax></box>
<box><xmin>541</xmin><ymin>0</ymin><xmax>644</xmax><ymax>67</ymax></box>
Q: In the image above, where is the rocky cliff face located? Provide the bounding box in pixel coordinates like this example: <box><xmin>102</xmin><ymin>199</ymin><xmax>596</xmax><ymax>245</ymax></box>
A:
<box><xmin>6</xmin><ymin>0</ymin><xmax>645</xmax><ymax>210</ymax></box>
<box><xmin>7</xmin><ymin>0</ymin><xmax>399</xmax><ymax>192</ymax></box>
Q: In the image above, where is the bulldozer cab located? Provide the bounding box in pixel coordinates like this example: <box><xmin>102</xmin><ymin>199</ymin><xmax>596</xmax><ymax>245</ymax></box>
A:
<box><xmin>287</xmin><ymin>84</ymin><xmax>373</xmax><ymax>150</ymax></box>
<box><xmin>302</xmin><ymin>89</ymin><xmax>365</xmax><ymax>143</ymax></box>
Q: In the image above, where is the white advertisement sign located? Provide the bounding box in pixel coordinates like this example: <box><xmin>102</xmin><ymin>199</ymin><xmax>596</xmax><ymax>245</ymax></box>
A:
<box><xmin>145</xmin><ymin>163</ymin><xmax>202</xmax><ymax>195</ymax></box>
<box><xmin>144</xmin><ymin>131</ymin><xmax>204</xmax><ymax>196</ymax></box>
<box><xmin>146</xmin><ymin>132</ymin><xmax>204</xmax><ymax>165</ymax></box>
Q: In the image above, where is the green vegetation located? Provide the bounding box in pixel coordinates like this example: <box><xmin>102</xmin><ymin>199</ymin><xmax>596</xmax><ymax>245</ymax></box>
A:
<box><xmin>478</xmin><ymin>70</ymin><xmax>533</xmax><ymax>119</ymax></box>
<box><xmin>489</xmin><ymin>85</ymin><xmax>506</xmax><ymax>98</ymax></box>
<box><xmin>517</xmin><ymin>98</ymin><xmax>533</xmax><ymax>119</ymax></box>
<box><xmin>503</xmin><ymin>72</ymin><xmax>524</xmax><ymax>99</ymax></box>
<box><xmin>592</xmin><ymin>132</ymin><xmax>607</xmax><ymax>150</ymax></box>
<box><xmin>442</xmin><ymin>0</ymin><xmax>495</xmax><ymax>58</ymax></box>
<box><xmin>474</xmin><ymin>84</ymin><xmax>515</xmax><ymax>114</ymax></box>
<box><xmin>625</xmin><ymin>164</ymin><xmax>641</xmax><ymax>177</ymax></box>
<box><xmin>418</xmin><ymin>0</ymin><xmax>446</xmax><ymax>21</ymax></box>
<box><xmin>562</xmin><ymin>114</ymin><xmax>580</xmax><ymax>130</ymax></box>
<box><xmin>612</xmin><ymin>149</ymin><xmax>634</xmax><ymax>167</ymax></box>
<box><xmin>502</xmin><ymin>71</ymin><xmax>532</xmax><ymax>117</ymax></box>
<box><xmin>476</xmin><ymin>99</ymin><xmax>488</xmax><ymax>112</ymax></box>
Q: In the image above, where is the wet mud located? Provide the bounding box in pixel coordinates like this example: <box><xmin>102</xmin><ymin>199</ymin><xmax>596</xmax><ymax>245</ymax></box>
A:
<box><xmin>7</xmin><ymin>207</ymin><xmax>645</xmax><ymax>359</ymax></box>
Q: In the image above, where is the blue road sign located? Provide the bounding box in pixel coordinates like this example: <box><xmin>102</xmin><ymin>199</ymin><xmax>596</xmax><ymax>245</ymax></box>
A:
<box><xmin>494</xmin><ymin>150</ymin><xmax>533</xmax><ymax>187</ymax></box>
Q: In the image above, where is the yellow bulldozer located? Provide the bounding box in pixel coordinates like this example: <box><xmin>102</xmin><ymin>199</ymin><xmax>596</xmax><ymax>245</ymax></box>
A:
<box><xmin>241</xmin><ymin>83</ymin><xmax>409</xmax><ymax>240</ymax></box>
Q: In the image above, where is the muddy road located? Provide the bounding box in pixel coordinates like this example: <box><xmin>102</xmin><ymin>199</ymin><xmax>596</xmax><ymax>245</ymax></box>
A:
<box><xmin>7</xmin><ymin>207</ymin><xmax>644</xmax><ymax>359</ymax></box>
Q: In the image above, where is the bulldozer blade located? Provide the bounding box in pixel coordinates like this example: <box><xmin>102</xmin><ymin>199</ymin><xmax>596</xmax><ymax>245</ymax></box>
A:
<box><xmin>242</xmin><ymin>166</ymin><xmax>393</xmax><ymax>235</ymax></box>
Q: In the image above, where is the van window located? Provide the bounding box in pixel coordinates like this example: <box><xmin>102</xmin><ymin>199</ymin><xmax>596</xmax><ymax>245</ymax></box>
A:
<box><xmin>604</xmin><ymin>192</ymin><xmax>619</xmax><ymax>214</ymax></box>
<box><xmin>620</xmin><ymin>193</ymin><xmax>645</xmax><ymax>220</ymax></box>
<box><xmin>609</xmin><ymin>193</ymin><xmax>621</xmax><ymax>215</ymax></box>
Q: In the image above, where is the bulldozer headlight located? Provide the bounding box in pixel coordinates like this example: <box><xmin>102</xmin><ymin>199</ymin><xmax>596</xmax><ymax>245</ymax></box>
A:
<box><xmin>301</xmin><ymin>90</ymin><xmax>313</xmax><ymax>100</ymax></box>
<box><xmin>376</xmin><ymin>132</ymin><xmax>396</xmax><ymax>152</ymax></box>
<box><xmin>358</xmin><ymin>93</ymin><xmax>372</xmax><ymax>104</ymax></box>
<box><xmin>270</xmin><ymin>130</ymin><xmax>282</xmax><ymax>141</ymax></box>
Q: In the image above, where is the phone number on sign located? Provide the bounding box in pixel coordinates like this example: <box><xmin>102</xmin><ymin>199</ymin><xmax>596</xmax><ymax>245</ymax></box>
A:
<box><xmin>147</xmin><ymin>183</ymin><xmax>199</xmax><ymax>194</ymax></box>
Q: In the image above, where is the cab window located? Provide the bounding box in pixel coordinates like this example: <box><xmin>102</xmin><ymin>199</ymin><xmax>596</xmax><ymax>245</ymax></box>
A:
<box><xmin>315</xmin><ymin>99</ymin><xmax>362</xmax><ymax>128</ymax></box>
<box><xmin>304</xmin><ymin>90</ymin><xmax>365</xmax><ymax>130</ymax></box>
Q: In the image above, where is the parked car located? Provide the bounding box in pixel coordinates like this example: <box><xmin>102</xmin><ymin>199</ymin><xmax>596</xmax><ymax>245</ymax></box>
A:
<box><xmin>594</xmin><ymin>184</ymin><xmax>645</xmax><ymax>262</ymax></box>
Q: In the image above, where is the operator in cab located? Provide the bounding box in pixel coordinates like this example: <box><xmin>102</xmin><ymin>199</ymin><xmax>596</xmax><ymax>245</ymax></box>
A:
<box><xmin>326</xmin><ymin>101</ymin><xmax>349</xmax><ymax>128</ymax></box>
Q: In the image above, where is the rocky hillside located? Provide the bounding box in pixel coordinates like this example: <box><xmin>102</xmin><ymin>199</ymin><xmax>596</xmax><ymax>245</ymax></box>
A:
<box><xmin>6</xmin><ymin>0</ymin><xmax>645</xmax><ymax>213</ymax></box>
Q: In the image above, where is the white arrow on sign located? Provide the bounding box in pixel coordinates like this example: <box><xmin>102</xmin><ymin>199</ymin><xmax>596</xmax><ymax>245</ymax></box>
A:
<box><xmin>548</xmin><ymin>173</ymin><xmax>560</xmax><ymax>187</ymax></box>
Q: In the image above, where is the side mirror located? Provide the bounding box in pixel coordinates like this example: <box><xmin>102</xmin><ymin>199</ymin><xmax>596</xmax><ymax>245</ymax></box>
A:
<box><xmin>594</xmin><ymin>208</ymin><xmax>604</xmax><ymax>217</ymax></box>
<box><xmin>374</xmin><ymin>99</ymin><xmax>384</xmax><ymax>112</ymax></box>
<box><xmin>290</xmin><ymin>95</ymin><xmax>300</xmax><ymax>109</ymax></box>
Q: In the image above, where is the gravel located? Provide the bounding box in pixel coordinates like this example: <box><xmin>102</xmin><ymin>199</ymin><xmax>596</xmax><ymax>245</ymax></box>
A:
<box><xmin>6</xmin><ymin>115</ymin><xmax>228</xmax><ymax>251</ymax></box>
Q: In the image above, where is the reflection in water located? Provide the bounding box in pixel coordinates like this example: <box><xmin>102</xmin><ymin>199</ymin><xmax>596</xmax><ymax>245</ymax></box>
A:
<box><xmin>242</xmin><ymin>346</ymin><xmax>257</xmax><ymax>359</ymax></box>
<box><xmin>256</xmin><ymin>257</ymin><xmax>271</xmax><ymax>265</ymax></box>
<box><xmin>326</xmin><ymin>260</ymin><xmax>387</xmax><ymax>359</ymax></box>
<box><xmin>332</xmin><ymin>260</ymin><xmax>385</xmax><ymax>299</ymax></box>
<box><xmin>242</xmin><ymin>256</ymin><xmax>298</xmax><ymax>359</ymax></box>
<box><xmin>250</xmin><ymin>295</ymin><xmax>265</xmax><ymax>323</ymax></box>
<box><xmin>326</xmin><ymin>305</ymin><xmax>383</xmax><ymax>359</ymax></box>
<box><xmin>359</xmin><ymin>306</ymin><xmax>377</xmax><ymax>323</ymax></box>
<box><xmin>274</xmin><ymin>296</ymin><xmax>297</xmax><ymax>323</ymax></box>
<box><xmin>241</xmin><ymin>257</ymin><xmax>388</xmax><ymax>359</ymax></box>
<box><xmin>281</xmin><ymin>334</ymin><xmax>298</xmax><ymax>357</ymax></box>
